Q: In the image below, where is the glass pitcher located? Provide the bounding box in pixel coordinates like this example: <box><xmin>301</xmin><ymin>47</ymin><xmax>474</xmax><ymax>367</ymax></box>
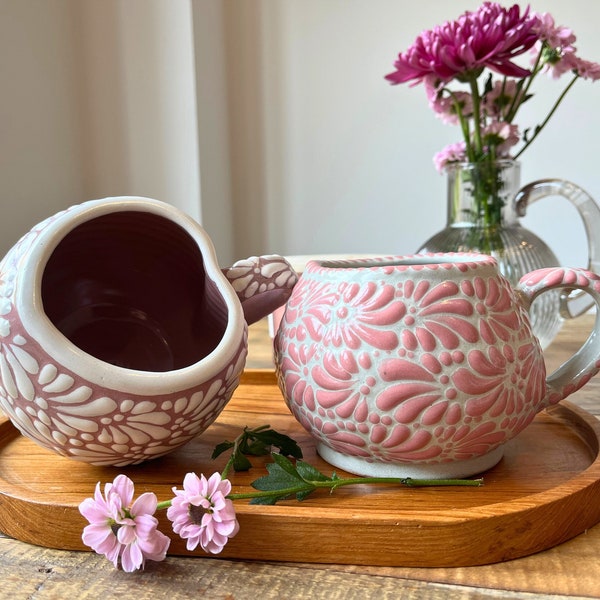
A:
<box><xmin>418</xmin><ymin>160</ymin><xmax>600</xmax><ymax>348</ymax></box>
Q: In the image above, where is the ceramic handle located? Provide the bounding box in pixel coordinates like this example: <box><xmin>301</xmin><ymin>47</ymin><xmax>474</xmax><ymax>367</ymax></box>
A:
<box><xmin>222</xmin><ymin>255</ymin><xmax>298</xmax><ymax>325</ymax></box>
<box><xmin>514</xmin><ymin>179</ymin><xmax>600</xmax><ymax>318</ymax></box>
<box><xmin>516</xmin><ymin>267</ymin><xmax>600</xmax><ymax>407</ymax></box>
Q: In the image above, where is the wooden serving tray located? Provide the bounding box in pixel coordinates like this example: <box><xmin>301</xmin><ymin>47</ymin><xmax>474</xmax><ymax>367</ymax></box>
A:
<box><xmin>1</xmin><ymin>370</ymin><xmax>600</xmax><ymax>567</ymax></box>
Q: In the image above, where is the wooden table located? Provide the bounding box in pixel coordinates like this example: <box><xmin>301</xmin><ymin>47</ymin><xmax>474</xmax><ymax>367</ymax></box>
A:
<box><xmin>1</xmin><ymin>315</ymin><xmax>600</xmax><ymax>599</ymax></box>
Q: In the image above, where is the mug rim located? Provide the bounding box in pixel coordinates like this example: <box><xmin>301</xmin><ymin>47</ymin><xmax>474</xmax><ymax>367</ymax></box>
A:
<box><xmin>15</xmin><ymin>196</ymin><xmax>246</xmax><ymax>395</ymax></box>
<box><xmin>307</xmin><ymin>252</ymin><xmax>498</xmax><ymax>271</ymax></box>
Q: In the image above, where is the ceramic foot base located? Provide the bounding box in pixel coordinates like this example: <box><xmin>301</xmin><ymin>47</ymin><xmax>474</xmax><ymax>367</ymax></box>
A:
<box><xmin>316</xmin><ymin>443</ymin><xmax>504</xmax><ymax>479</ymax></box>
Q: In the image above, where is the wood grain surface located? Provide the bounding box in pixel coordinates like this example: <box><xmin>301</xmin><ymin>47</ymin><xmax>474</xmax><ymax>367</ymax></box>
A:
<box><xmin>1</xmin><ymin>314</ymin><xmax>600</xmax><ymax>598</ymax></box>
<box><xmin>1</xmin><ymin>372</ymin><xmax>600</xmax><ymax>569</ymax></box>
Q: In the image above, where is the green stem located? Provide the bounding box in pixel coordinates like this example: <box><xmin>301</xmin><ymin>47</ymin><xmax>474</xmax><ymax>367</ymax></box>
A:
<box><xmin>157</xmin><ymin>475</ymin><xmax>483</xmax><ymax>508</ymax></box>
<box><xmin>468</xmin><ymin>77</ymin><xmax>483</xmax><ymax>156</ymax></box>
<box><xmin>482</xmin><ymin>151</ymin><xmax>497</xmax><ymax>227</ymax></box>
<box><xmin>221</xmin><ymin>434</ymin><xmax>244</xmax><ymax>479</ymax></box>
<box><xmin>447</xmin><ymin>87</ymin><xmax>475</xmax><ymax>162</ymax></box>
<box><xmin>230</xmin><ymin>475</ymin><xmax>483</xmax><ymax>501</ymax></box>
<box><xmin>318</xmin><ymin>476</ymin><xmax>484</xmax><ymax>488</ymax></box>
<box><xmin>505</xmin><ymin>49</ymin><xmax>543</xmax><ymax>123</ymax></box>
<box><xmin>514</xmin><ymin>73</ymin><xmax>579</xmax><ymax>160</ymax></box>
<box><xmin>221</xmin><ymin>424</ymin><xmax>272</xmax><ymax>479</ymax></box>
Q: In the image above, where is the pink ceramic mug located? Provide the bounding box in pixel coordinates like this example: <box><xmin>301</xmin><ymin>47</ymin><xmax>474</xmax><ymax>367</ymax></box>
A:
<box><xmin>274</xmin><ymin>253</ymin><xmax>600</xmax><ymax>478</ymax></box>
<box><xmin>0</xmin><ymin>197</ymin><xmax>297</xmax><ymax>466</ymax></box>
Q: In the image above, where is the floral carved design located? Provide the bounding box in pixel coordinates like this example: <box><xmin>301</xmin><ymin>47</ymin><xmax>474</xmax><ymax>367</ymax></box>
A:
<box><xmin>223</xmin><ymin>255</ymin><xmax>298</xmax><ymax>326</ymax></box>
<box><xmin>0</xmin><ymin>203</ymin><xmax>249</xmax><ymax>466</ymax></box>
<box><xmin>274</xmin><ymin>259</ymin><xmax>553</xmax><ymax>467</ymax></box>
<box><xmin>0</xmin><ymin>300</ymin><xmax>247</xmax><ymax>466</ymax></box>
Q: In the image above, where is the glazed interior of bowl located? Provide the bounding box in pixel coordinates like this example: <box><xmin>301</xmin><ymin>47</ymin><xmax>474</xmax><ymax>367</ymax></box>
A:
<box><xmin>41</xmin><ymin>211</ymin><xmax>228</xmax><ymax>372</ymax></box>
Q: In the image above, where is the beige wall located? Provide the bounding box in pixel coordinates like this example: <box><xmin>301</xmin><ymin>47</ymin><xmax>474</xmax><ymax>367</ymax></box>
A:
<box><xmin>0</xmin><ymin>1</ymin><xmax>208</xmax><ymax>257</ymax></box>
<box><xmin>222</xmin><ymin>0</ymin><xmax>600</xmax><ymax>269</ymax></box>
<box><xmin>0</xmin><ymin>1</ymin><xmax>83</xmax><ymax>254</ymax></box>
<box><xmin>2</xmin><ymin>0</ymin><xmax>599</xmax><ymax>270</ymax></box>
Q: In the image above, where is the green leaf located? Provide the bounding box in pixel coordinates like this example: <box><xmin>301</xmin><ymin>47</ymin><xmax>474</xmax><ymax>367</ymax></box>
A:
<box><xmin>295</xmin><ymin>460</ymin><xmax>330</xmax><ymax>483</ymax></box>
<box><xmin>252</xmin><ymin>460</ymin><xmax>304</xmax><ymax>492</ymax></box>
<box><xmin>249</xmin><ymin>496</ymin><xmax>276</xmax><ymax>505</ymax></box>
<box><xmin>232</xmin><ymin>452</ymin><xmax>253</xmax><ymax>472</ymax></box>
<box><xmin>249</xmin><ymin>493</ymin><xmax>291</xmax><ymax>505</ymax></box>
<box><xmin>271</xmin><ymin>452</ymin><xmax>303</xmax><ymax>477</ymax></box>
<box><xmin>211</xmin><ymin>441</ymin><xmax>235</xmax><ymax>460</ymax></box>
<box><xmin>241</xmin><ymin>438</ymin><xmax>270</xmax><ymax>457</ymax></box>
<box><xmin>251</xmin><ymin>428</ymin><xmax>303</xmax><ymax>459</ymax></box>
<box><xmin>250</xmin><ymin>454</ymin><xmax>322</xmax><ymax>506</ymax></box>
<box><xmin>483</xmin><ymin>72</ymin><xmax>493</xmax><ymax>95</ymax></box>
<box><xmin>295</xmin><ymin>489</ymin><xmax>316</xmax><ymax>502</ymax></box>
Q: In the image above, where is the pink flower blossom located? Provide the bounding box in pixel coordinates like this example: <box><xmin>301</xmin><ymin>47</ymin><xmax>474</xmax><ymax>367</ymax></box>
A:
<box><xmin>433</xmin><ymin>141</ymin><xmax>467</xmax><ymax>173</ymax></box>
<box><xmin>482</xmin><ymin>80</ymin><xmax>523</xmax><ymax>117</ymax></box>
<box><xmin>385</xmin><ymin>3</ymin><xmax>539</xmax><ymax>85</ymax></box>
<box><xmin>425</xmin><ymin>72</ymin><xmax>474</xmax><ymax>124</ymax></box>
<box><xmin>481</xmin><ymin>121</ymin><xmax>520</xmax><ymax>154</ymax></box>
<box><xmin>430</xmin><ymin>91</ymin><xmax>474</xmax><ymax>125</ymax></box>
<box><xmin>543</xmin><ymin>49</ymin><xmax>579</xmax><ymax>79</ymax></box>
<box><xmin>167</xmin><ymin>472</ymin><xmax>239</xmax><ymax>554</ymax></box>
<box><xmin>573</xmin><ymin>57</ymin><xmax>600</xmax><ymax>81</ymax></box>
<box><xmin>540</xmin><ymin>49</ymin><xmax>600</xmax><ymax>81</ymax></box>
<box><xmin>387</xmin><ymin>4</ymin><xmax>600</xmax><ymax>166</ymax></box>
<box><xmin>533</xmin><ymin>12</ymin><xmax>576</xmax><ymax>50</ymax></box>
<box><xmin>531</xmin><ymin>12</ymin><xmax>600</xmax><ymax>81</ymax></box>
<box><xmin>79</xmin><ymin>474</ymin><xmax>170</xmax><ymax>572</ymax></box>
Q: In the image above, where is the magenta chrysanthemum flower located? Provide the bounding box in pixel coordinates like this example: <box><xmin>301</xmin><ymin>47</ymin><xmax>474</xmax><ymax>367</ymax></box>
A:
<box><xmin>385</xmin><ymin>2</ymin><xmax>539</xmax><ymax>85</ymax></box>
<box><xmin>167</xmin><ymin>472</ymin><xmax>240</xmax><ymax>554</ymax></box>
<box><xmin>386</xmin><ymin>4</ymin><xmax>600</xmax><ymax>170</ymax></box>
<box><xmin>79</xmin><ymin>474</ymin><xmax>170</xmax><ymax>572</ymax></box>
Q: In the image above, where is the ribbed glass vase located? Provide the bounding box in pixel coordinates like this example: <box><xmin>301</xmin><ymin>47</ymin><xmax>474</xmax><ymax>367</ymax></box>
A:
<box><xmin>418</xmin><ymin>160</ymin><xmax>562</xmax><ymax>349</ymax></box>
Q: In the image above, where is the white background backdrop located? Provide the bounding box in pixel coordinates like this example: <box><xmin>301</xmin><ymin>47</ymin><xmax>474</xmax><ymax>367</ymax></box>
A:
<box><xmin>1</xmin><ymin>0</ymin><xmax>599</xmax><ymax>270</ymax></box>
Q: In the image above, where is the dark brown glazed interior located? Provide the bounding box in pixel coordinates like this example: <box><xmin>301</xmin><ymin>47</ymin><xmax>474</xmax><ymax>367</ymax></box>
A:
<box><xmin>41</xmin><ymin>211</ymin><xmax>229</xmax><ymax>372</ymax></box>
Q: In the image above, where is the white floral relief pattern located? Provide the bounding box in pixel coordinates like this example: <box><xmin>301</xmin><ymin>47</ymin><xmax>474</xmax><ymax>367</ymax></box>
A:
<box><xmin>225</xmin><ymin>255</ymin><xmax>298</xmax><ymax>300</ymax></box>
<box><xmin>0</xmin><ymin>211</ymin><xmax>248</xmax><ymax>466</ymax></box>
<box><xmin>0</xmin><ymin>314</ymin><xmax>247</xmax><ymax>466</ymax></box>
<box><xmin>274</xmin><ymin>261</ymin><xmax>556</xmax><ymax>467</ymax></box>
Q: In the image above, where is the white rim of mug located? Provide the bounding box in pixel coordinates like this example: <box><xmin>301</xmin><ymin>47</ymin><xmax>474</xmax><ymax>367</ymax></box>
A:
<box><xmin>15</xmin><ymin>196</ymin><xmax>245</xmax><ymax>395</ymax></box>
<box><xmin>307</xmin><ymin>252</ymin><xmax>497</xmax><ymax>271</ymax></box>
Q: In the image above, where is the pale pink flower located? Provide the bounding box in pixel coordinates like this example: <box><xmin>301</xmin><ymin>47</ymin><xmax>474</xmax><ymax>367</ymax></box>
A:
<box><xmin>533</xmin><ymin>12</ymin><xmax>576</xmax><ymax>50</ymax></box>
<box><xmin>481</xmin><ymin>121</ymin><xmax>520</xmax><ymax>155</ymax></box>
<box><xmin>573</xmin><ymin>57</ymin><xmax>600</xmax><ymax>81</ymax></box>
<box><xmin>433</xmin><ymin>141</ymin><xmax>467</xmax><ymax>173</ymax></box>
<box><xmin>483</xmin><ymin>80</ymin><xmax>523</xmax><ymax>117</ymax></box>
<box><xmin>531</xmin><ymin>13</ymin><xmax>600</xmax><ymax>81</ymax></box>
<box><xmin>430</xmin><ymin>91</ymin><xmax>474</xmax><ymax>125</ymax></box>
<box><xmin>385</xmin><ymin>3</ymin><xmax>539</xmax><ymax>85</ymax></box>
<box><xmin>79</xmin><ymin>474</ymin><xmax>170</xmax><ymax>572</ymax></box>
<box><xmin>387</xmin><ymin>4</ymin><xmax>600</xmax><ymax>175</ymax></box>
<box><xmin>541</xmin><ymin>49</ymin><xmax>600</xmax><ymax>81</ymax></box>
<box><xmin>167</xmin><ymin>472</ymin><xmax>239</xmax><ymax>554</ymax></box>
<box><xmin>424</xmin><ymin>72</ymin><xmax>474</xmax><ymax>124</ymax></box>
<box><xmin>543</xmin><ymin>50</ymin><xmax>578</xmax><ymax>79</ymax></box>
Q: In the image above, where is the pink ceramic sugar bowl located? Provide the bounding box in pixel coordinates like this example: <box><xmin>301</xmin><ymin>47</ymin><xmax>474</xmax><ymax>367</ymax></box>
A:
<box><xmin>0</xmin><ymin>197</ymin><xmax>297</xmax><ymax>466</ymax></box>
<box><xmin>273</xmin><ymin>253</ymin><xmax>600</xmax><ymax>479</ymax></box>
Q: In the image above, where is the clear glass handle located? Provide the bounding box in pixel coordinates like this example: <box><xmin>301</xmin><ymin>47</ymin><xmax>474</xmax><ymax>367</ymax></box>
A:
<box><xmin>514</xmin><ymin>179</ymin><xmax>600</xmax><ymax>318</ymax></box>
